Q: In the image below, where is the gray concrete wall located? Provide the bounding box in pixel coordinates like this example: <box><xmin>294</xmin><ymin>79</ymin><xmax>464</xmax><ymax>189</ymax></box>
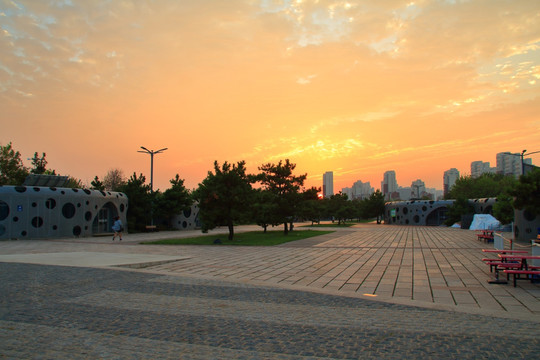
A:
<box><xmin>171</xmin><ymin>203</ymin><xmax>200</xmax><ymax>230</ymax></box>
<box><xmin>514</xmin><ymin>209</ymin><xmax>540</xmax><ymax>242</ymax></box>
<box><xmin>384</xmin><ymin>200</ymin><xmax>454</xmax><ymax>226</ymax></box>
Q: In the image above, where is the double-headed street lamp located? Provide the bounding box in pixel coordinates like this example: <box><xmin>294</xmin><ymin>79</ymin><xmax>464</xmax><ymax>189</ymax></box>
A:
<box><xmin>520</xmin><ymin>150</ymin><xmax>540</xmax><ymax>176</ymax></box>
<box><xmin>138</xmin><ymin>146</ymin><xmax>167</xmax><ymax>226</ymax></box>
<box><xmin>137</xmin><ymin>146</ymin><xmax>168</xmax><ymax>194</ymax></box>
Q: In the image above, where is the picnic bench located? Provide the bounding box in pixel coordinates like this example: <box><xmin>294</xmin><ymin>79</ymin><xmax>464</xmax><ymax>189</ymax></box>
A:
<box><xmin>497</xmin><ymin>254</ymin><xmax>540</xmax><ymax>287</ymax></box>
<box><xmin>503</xmin><ymin>270</ymin><xmax>540</xmax><ymax>287</ymax></box>
<box><xmin>482</xmin><ymin>249</ymin><xmax>528</xmax><ymax>284</ymax></box>
<box><xmin>476</xmin><ymin>230</ymin><xmax>494</xmax><ymax>242</ymax></box>
<box><xmin>482</xmin><ymin>249</ymin><xmax>528</xmax><ymax>272</ymax></box>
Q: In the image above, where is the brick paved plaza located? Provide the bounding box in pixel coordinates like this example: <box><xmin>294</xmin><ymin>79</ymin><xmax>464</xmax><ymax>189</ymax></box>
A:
<box><xmin>1</xmin><ymin>224</ymin><xmax>539</xmax><ymax>358</ymax></box>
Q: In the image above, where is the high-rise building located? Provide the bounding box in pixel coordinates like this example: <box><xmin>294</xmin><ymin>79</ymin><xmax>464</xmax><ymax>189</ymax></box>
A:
<box><xmin>397</xmin><ymin>187</ymin><xmax>412</xmax><ymax>201</ymax></box>
<box><xmin>341</xmin><ymin>180</ymin><xmax>374</xmax><ymax>200</ymax></box>
<box><xmin>411</xmin><ymin>179</ymin><xmax>425</xmax><ymax>199</ymax></box>
<box><xmin>443</xmin><ymin>168</ymin><xmax>459</xmax><ymax>195</ymax></box>
<box><xmin>381</xmin><ymin>171</ymin><xmax>398</xmax><ymax>200</ymax></box>
<box><xmin>323</xmin><ymin>171</ymin><xmax>334</xmax><ymax>198</ymax></box>
<box><xmin>341</xmin><ymin>187</ymin><xmax>353</xmax><ymax>200</ymax></box>
<box><xmin>496</xmin><ymin>152</ymin><xmax>532</xmax><ymax>177</ymax></box>
<box><xmin>471</xmin><ymin>161</ymin><xmax>495</xmax><ymax>178</ymax></box>
<box><xmin>351</xmin><ymin>180</ymin><xmax>374</xmax><ymax>200</ymax></box>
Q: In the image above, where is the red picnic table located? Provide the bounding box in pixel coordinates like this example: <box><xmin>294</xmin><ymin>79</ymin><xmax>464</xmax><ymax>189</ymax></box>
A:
<box><xmin>497</xmin><ymin>254</ymin><xmax>540</xmax><ymax>287</ymax></box>
<box><xmin>476</xmin><ymin>230</ymin><xmax>494</xmax><ymax>242</ymax></box>
<box><xmin>482</xmin><ymin>249</ymin><xmax>529</xmax><ymax>284</ymax></box>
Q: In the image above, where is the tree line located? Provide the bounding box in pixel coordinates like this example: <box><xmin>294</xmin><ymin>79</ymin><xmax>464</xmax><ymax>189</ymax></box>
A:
<box><xmin>443</xmin><ymin>171</ymin><xmax>540</xmax><ymax>226</ymax></box>
<box><xmin>0</xmin><ymin>142</ymin><xmax>385</xmax><ymax>238</ymax></box>
<box><xmin>4</xmin><ymin>142</ymin><xmax>536</xmax><ymax>234</ymax></box>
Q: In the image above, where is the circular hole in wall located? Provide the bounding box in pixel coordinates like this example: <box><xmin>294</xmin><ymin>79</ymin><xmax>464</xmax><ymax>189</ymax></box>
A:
<box><xmin>62</xmin><ymin>203</ymin><xmax>76</xmax><ymax>219</ymax></box>
<box><xmin>21</xmin><ymin>231</ymin><xmax>27</xmax><ymax>236</ymax></box>
<box><xmin>413</xmin><ymin>215</ymin><xmax>420</xmax><ymax>223</ymax></box>
<box><xmin>73</xmin><ymin>226</ymin><xmax>82</xmax><ymax>236</ymax></box>
<box><xmin>120</xmin><ymin>204</ymin><xmax>125</xmax><ymax>212</ymax></box>
<box><xmin>403</xmin><ymin>207</ymin><xmax>408</xmax><ymax>215</ymax></box>
<box><xmin>45</xmin><ymin>198</ymin><xmax>56</xmax><ymax>209</ymax></box>
<box><xmin>0</xmin><ymin>224</ymin><xmax>5</xmax><ymax>236</ymax></box>
<box><xmin>85</xmin><ymin>211</ymin><xmax>92</xmax><ymax>221</ymax></box>
<box><xmin>0</xmin><ymin>200</ymin><xmax>9</xmax><ymax>221</ymax></box>
<box><xmin>13</xmin><ymin>216</ymin><xmax>19</xmax><ymax>222</ymax></box>
<box><xmin>31</xmin><ymin>217</ymin><xmax>44</xmax><ymax>228</ymax></box>
<box><xmin>183</xmin><ymin>208</ymin><xmax>192</xmax><ymax>218</ymax></box>
<box><xmin>15</xmin><ymin>186</ymin><xmax>26</xmax><ymax>193</ymax></box>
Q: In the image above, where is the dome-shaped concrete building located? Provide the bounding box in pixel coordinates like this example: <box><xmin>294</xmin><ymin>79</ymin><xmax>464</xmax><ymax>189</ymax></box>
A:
<box><xmin>0</xmin><ymin>185</ymin><xmax>128</xmax><ymax>240</ymax></box>
<box><xmin>384</xmin><ymin>198</ymin><xmax>538</xmax><ymax>242</ymax></box>
<box><xmin>384</xmin><ymin>200</ymin><xmax>455</xmax><ymax>226</ymax></box>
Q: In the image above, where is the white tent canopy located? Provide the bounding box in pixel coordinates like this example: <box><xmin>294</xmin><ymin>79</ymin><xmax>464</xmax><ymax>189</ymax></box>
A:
<box><xmin>469</xmin><ymin>214</ymin><xmax>501</xmax><ymax>230</ymax></box>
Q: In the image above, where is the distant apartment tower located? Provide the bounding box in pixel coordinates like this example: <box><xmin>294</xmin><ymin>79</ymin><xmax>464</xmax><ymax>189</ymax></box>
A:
<box><xmin>443</xmin><ymin>168</ymin><xmax>460</xmax><ymax>196</ymax></box>
<box><xmin>341</xmin><ymin>180</ymin><xmax>374</xmax><ymax>200</ymax></box>
<box><xmin>497</xmin><ymin>152</ymin><xmax>532</xmax><ymax>177</ymax></box>
<box><xmin>323</xmin><ymin>171</ymin><xmax>334</xmax><ymax>198</ymax></box>
<box><xmin>341</xmin><ymin>187</ymin><xmax>353</xmax><ymax>200</ymax></box>
<box><xmin>397</xmin><ymin>187</ymin><xmax>412</xmax><ymax>201</ymax></box>
<box><xmin>411</xmin><ymin>179</ymin><xmax>426</xmax><ymax>199</ymax></box>
<box><xmin>381</xmin><ymin>171</ymin><xmax>398</xmax><ymax>200</ymax></box>
<box><xmin>352</xmin><ymin>180</ymin><xmax>374</xmax><ymax>200</ymax></box>
<box><xmin>471</xmin><ymin>161</ymin><xmax>495</xmax><ymax>178</ymax></box>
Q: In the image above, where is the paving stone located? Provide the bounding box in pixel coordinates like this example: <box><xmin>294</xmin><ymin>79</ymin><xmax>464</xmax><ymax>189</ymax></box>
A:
<box><xmin>1</xmin><ymin>224</ymin><xmax>540</xmax><ymax>358</ymax></box>
<box><xmin>2</xmin><ymin>262</ymin><xmax>540</xmax><ymax>359</ymax></box>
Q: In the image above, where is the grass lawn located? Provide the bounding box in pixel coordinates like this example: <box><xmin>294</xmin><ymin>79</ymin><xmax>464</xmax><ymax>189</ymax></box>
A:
<box><xmin>301</xmin><ymin>219</ymin><xmax>375</xmax><ymax>228</ymax></box>
<box><xmin>141</xmin><ymin>230</ymin><xmax>334</xmax><ymax>246</ymax></box>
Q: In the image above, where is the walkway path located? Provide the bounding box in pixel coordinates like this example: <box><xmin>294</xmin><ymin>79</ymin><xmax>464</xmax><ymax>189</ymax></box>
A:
<box><xmin>1</xmin><ymin>224</ymin><xmax>539</xmax><ymax>358</ymax></box>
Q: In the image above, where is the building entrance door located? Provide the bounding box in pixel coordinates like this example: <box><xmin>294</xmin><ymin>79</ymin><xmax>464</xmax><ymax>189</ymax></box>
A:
<box><xmin>92</xmin><ymin>202</ymin><xmax>118</xmax><ymax>235</ymax></box>
<box><xmin>96</xmin><ymin>208</ymin><xmax>109</xmax><ymax>233</ymax></box>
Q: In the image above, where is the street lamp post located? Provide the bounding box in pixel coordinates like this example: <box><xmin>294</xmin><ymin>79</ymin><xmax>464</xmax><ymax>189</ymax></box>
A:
<box><xmin>520</xmin><ymin>150</ymin><xmax>540</xmax><ymax>176</ymax></box>
<box><xmin>520</xmin><ymin>150</ymin><xmax>527</xmax><ymax>176</ymax></box>
<box><xmin>138</xmin><ymin>146</ymin><xmax>167</xmax><ymax>225</ymax></box>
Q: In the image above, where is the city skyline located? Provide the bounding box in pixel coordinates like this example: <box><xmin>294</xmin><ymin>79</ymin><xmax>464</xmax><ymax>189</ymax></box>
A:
<box><xmin>2</xmin><ymin>1</ymin><xmax>539</xmax><ymax>192</ymax></box>
<box><xmin>337</xmin><ymin>150</ymin><xmax>537</xmax><ymax>197</ymax></box>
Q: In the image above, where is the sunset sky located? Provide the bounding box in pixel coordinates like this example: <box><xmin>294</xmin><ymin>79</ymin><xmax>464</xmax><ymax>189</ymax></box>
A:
<box><xmin>2</xmin><ymin>0</ymin><xmax>539</xmax><ymax>193</ymax></box>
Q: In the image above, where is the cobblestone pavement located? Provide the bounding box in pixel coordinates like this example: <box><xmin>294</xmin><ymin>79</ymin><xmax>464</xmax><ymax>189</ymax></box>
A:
<box><xmin>1</xmin><ymin>224</ymin><xmax>540</xmax><ymax>358</ymax></box>
<box><xmin>1</xmin><ymin>262</ymin><xmax>540</xmax><ymax>359</ymax></box>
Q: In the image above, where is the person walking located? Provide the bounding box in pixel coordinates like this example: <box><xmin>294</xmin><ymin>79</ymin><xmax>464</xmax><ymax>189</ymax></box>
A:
<box><xmin>112</xmin><ymin>216</ymin><xmax>124</xmax><ymax>241</ymax></box>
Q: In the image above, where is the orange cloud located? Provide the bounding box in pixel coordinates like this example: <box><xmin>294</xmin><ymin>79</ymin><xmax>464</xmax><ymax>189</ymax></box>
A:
<box><xmin>1</xmin><ymin>0</ymin><xmax>539</xmax><ymax>192</ymax></box>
